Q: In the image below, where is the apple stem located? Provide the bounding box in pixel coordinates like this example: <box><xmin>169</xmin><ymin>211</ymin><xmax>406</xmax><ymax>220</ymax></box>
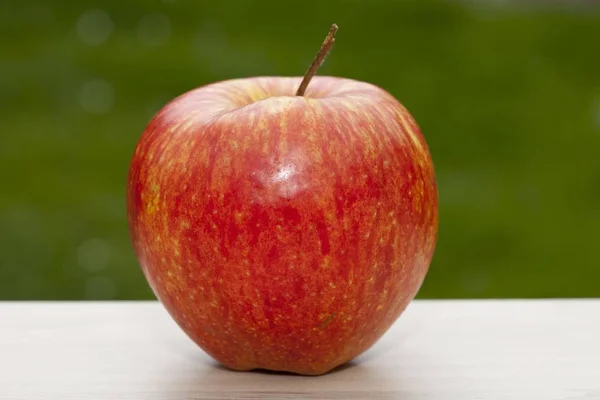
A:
<box><xmin>295</xmin><ymin>24</ymin><xmax>338</xmax><ymax>97</ymax></box>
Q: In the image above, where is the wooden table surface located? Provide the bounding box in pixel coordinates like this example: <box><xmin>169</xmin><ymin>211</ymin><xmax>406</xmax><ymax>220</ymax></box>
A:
<box><xmin>1</xmin><ymin>300</ymin><xmax>599</xmax><ymax>399</ymax></box>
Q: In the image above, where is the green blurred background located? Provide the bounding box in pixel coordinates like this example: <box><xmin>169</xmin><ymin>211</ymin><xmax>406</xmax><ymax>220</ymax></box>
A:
<box><xmin>2</xmin><ymin>0</ymin><xmax>599</xmax><ymax>300</ymax></box>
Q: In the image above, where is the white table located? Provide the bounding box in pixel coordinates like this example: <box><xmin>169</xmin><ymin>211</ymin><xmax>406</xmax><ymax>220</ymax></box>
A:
<box><xmin>1</xmin><ymin>300</ymin><xmax>598</xmax><ymax>399</ymax></box>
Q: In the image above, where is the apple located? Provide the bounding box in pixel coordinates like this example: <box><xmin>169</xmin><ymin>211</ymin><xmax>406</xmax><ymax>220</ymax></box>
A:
<box><xmin>126</xmin><ymin>25</ymin><xmax>438</xmax><ymax>375</ymax></box>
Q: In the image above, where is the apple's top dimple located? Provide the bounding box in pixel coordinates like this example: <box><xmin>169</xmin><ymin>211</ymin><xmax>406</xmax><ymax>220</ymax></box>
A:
<box><xmin>203</xmin><ymin>76</ymin><xmax>390</xmax><ymax>105</ymax></box>
<box><xmin>156</xmin><ymin>76</ymin><xmax>395</xmax><ymax>126</ymax></box>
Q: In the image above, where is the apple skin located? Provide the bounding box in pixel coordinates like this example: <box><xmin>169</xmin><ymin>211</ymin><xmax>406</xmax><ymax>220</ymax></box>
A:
<box><xmin>126</xmin><ymin>76</ymin><xmax>438</xmax><ymax>375</ymax></box>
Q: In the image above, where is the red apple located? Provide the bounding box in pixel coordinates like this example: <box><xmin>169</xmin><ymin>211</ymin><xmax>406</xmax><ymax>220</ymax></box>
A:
<box><xmin>127</xmin><ymin>28</ymin><xmax>437</xmax><ymax>375</ymax></box>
